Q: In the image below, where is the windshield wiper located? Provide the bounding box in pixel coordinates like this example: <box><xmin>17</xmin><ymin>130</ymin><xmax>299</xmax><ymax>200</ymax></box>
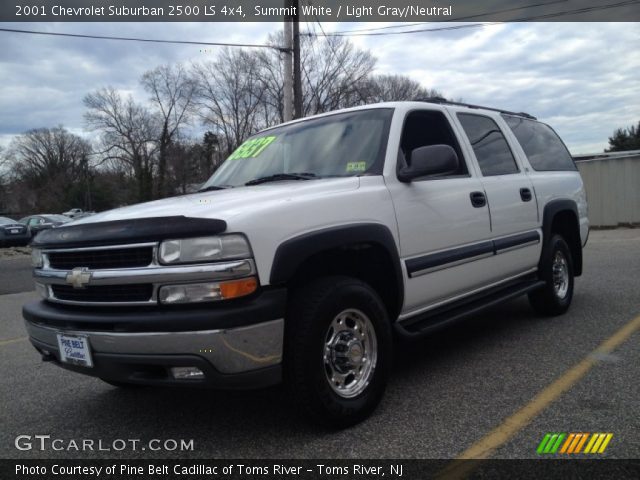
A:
<box><xmin>198</xmin><ymin>184</ymin><xmax>234</xmax><ymax>192</ymax></box>
<box><xmin>245</xmin><ymin>173</ymin><xmax>318</xmax><ymax>186</ymax></box>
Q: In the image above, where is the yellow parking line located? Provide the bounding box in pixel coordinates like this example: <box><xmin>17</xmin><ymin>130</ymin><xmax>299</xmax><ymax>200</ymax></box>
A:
<box><xmin>0</xmin><ymin>336</ymin><xmax>27</xmax><ymax>346</ymax></box>
<box><xmin>437</xmin><ymin>314</ymin><xmax>640</xmax><ymax>479</ymax></box>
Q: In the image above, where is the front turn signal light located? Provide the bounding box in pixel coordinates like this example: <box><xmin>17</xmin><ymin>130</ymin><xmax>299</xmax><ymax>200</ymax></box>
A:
<box><xmin>219</xmin><ymin>277</ymin><xmax>258</xmax><ymax>299</ymax></box>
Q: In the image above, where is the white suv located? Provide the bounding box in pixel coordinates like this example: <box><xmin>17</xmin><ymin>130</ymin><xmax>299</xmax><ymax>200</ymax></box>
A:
<box><xmin>24</xmin><ymin>100</ymin><xmax>588</xmax><ymax>427</ymax></box>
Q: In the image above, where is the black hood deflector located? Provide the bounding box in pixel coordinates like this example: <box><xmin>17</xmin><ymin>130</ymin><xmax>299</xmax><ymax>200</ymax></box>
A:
<box><xmin>32</xmin><ymin>216</ymin><xmax>227</xmax><ymax>249</ymax></box>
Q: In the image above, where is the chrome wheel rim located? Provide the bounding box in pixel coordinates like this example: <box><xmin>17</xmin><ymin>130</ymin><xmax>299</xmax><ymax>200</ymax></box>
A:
<box><xmin>323</xmin><ymin>309</ymin><xmax>377</xmax><ymax>399</ymax></box>
<box><xmin>552</xmin><ymin>251</ymin><xmax>569</xmax><ymax>299</ymax></box>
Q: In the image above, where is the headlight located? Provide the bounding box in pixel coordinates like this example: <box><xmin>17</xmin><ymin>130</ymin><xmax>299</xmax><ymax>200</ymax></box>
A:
<box><xmin>158</xmin><ymin>277</ymin><xmax>258</xmax><ymax>304</ymax></box>
<box><xmin>31</xmin><ymin>248</ymin><xmax>43</xmax><ymax>268</ymax></box>
<box><xmin>158</xmin><ymin>235</ymin><xmax>251</xmax><ymax>264</ymax></box>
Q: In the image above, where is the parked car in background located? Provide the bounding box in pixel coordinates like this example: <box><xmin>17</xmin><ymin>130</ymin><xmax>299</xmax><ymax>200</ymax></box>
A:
<box><xmin>19</xmin><ymin>215</ymin><xmax>72</xmax><ymax>238</ymax></box>
<box><xmin>62</xmin><ymin>208</ymin><xmax>84</xmax><ymax>218</ymax></box>
<box><xmin>0</xmin><ymin>216</ymin><xmax>30</xmax><ymax>247</ymax></box>
<box><xmin>62</xmin><ymin>208</ymin><xmax>95</xmax><ymax>220</ymax></box>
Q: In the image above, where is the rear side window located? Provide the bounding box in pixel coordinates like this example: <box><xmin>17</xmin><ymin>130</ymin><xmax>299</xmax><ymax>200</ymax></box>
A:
<box><xmin>457</xmin><ymin>114</ymin><xmax>519</xmax><ymax>176</ymax></box>
<box><xmin>502</xmin><ymin>115</ymin><xmax>576</xmax><ymax>171</ymax></box>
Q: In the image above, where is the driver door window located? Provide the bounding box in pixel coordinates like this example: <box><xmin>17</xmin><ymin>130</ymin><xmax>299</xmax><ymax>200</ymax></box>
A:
<box><xmin>399</xmin><ymin>110</ymin><xmax>468</xmax><ymax>177</ymax></box>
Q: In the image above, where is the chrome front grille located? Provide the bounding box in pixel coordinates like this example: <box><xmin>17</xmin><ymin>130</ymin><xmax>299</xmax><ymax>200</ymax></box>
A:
<box><xmin>48</xmin><ymin>246</ymin><xmax>153</xmax><ymax>270</ymax></box>
<box><xmin>35</xmin><ymin>242</ymin><xmax>256</xmax><ymax>307</ymax></box>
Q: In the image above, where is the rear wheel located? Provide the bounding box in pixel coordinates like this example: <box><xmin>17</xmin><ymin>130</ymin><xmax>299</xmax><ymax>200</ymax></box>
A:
<box><xmin>285</xmin><ymin>276</ymin><xmax>392</xmax><ymax>428</ymax></box>
<box><xmin>529</xmin><ymin>234</ymin><xmax>574</xmax><ymax>316</ymax></box>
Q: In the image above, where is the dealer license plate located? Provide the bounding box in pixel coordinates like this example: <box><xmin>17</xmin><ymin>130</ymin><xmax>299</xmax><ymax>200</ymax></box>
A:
<box><xmin>56</xmin><ymin>333</ymin><xmax>93</xmax><ymax>367</ymax></box>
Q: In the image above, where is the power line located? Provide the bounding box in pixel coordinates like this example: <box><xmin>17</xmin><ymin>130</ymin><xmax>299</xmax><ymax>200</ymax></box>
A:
<box><xmin>0</xmin><ymin>27</ymin><xmax>289</xmax><ymax>51</ymax></box>
<box><xmin>302</xmin><ymin>22</ymin><xmax>494</xmax><ymax>37</ymax></box>
<box><xmin>303</xmin><ymin>0</ymin><xmax>640</xmax><ymax>37</ymax></box>
<box><xmin>327</xmin><ymin>0</ymin><xmax>570</xmax><ymax>34</ymax></box>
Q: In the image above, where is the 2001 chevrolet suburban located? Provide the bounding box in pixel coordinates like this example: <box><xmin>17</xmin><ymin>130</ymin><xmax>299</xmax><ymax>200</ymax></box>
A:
<box><xmin>23</xmin><ymin>99</ymin><xmax>588</xmax><ymax>426</ymax></box>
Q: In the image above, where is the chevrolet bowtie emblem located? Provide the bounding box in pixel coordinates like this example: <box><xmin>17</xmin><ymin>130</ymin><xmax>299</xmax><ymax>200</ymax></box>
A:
<box><xmin>66</xmin><ymin>267</ymin><xmax>92</xmax><ymax>289</ymax></box>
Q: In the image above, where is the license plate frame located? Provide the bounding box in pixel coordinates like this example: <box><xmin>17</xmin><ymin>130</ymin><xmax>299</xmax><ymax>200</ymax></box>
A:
<box><xmin>56</xmin><ymin>333</ymin><xmax>93</xmax><ymax>368</ymax></box>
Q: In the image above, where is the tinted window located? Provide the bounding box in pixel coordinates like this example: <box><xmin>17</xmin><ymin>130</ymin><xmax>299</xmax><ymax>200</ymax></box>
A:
<box><xmin>457</xmin><ymin>114</ymin><xmax>519</xmax><ymax>176</ymax></box>
<box><xmin>502</xmin><ymin>115</ymin><xmax>576</xmax><ymax>171</ymax></box>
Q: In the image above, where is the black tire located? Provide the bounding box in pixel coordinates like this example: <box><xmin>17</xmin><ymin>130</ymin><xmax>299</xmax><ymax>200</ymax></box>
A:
<box><xmin>529</xmin><ymin>234</ymin><xmax>574</xmax><ymax>316</ymax></box>
<box><xmin>285</xmin><ymin>276</ymin><xmax>392</xmax><ymax>428</ymax></box>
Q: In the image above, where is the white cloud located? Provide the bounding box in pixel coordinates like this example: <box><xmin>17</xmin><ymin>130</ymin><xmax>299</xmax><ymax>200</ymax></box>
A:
<box><xmin>0</xmin><ymin>21</ymin><xmax>638</xmax><ymax>154</ymax></box>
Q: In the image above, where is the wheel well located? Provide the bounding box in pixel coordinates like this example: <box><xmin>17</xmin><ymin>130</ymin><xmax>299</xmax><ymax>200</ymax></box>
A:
<box><xmin>287</xmin><ymin>242</ymin><xmax>402</xmax><ymax>319</ymax></box>
<box><xmin>549</xmin><ymin>210</ymin><xmax>582</xmax><ymax>276</ymax></box>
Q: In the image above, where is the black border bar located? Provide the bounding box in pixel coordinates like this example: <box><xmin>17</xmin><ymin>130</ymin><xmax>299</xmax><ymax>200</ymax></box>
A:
<box><xmin>4</xmin><ymin>459</ymin><xmax>639</xmax><ymax>480</ymax></box>
<box><xmin>2</xmin><ymin>0</ymin><xmax>639</xmax><ymax>22</ymax></box>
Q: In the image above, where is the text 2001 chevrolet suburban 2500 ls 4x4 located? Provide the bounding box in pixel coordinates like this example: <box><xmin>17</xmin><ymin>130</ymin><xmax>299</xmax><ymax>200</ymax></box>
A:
<box><xmin>24</xmin><ymin>99</ymin><xmax>588</xmax><ymax>426</ymax></box>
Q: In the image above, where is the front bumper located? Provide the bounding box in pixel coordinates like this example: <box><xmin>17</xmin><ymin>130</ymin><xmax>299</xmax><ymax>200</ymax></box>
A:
<box><xmin>22</xmin><ymin>288</ymin><xmax>286</xmax><ymax>389</ymax></box>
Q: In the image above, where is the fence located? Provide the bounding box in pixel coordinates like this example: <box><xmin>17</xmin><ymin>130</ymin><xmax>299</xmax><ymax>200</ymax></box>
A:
<box><xmin>575</xmin><ymin>150</ymin><xmax>640</xmax><ymax>228</ymax></box>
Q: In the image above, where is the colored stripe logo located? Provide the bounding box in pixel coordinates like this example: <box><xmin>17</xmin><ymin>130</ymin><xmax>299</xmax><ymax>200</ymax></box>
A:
<box><xmin>537</xmin><ymin>433</ymin><xmax>613</xmax><ymax>454</ymax></box>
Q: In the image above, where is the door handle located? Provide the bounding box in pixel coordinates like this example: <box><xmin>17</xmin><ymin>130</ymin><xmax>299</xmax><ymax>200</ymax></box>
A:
<box><xmin>470</xmin><ymin>191</ymin><xmax>486</xmax><ymax>208</ymax></box>
<box><xmin>520</xmin><ymin>188</ymin><xmax>532</xmax><ymax>202</ymax></box>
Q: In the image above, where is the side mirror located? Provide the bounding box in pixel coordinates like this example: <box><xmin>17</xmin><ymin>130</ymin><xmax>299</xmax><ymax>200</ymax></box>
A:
<box><xmin>398</xmin><ymin>145</ymin><xmax>460</xmax><ymax>182</ymax></box>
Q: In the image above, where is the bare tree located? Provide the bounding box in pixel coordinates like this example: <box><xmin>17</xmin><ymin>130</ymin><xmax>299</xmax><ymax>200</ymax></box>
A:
<box><xmin>141</xmin><ymin>64</ymin><xmax>198</xmax><ymax>196</ymax></box>
<box><xmin>7</xmin><ymin>126</ymin><xmax>92</xmax><ymax>212</ymax></box>
<box><xmin>192</xmin><ymin>48</ymin><xmax>268</xmax><ymax>154</ymax></box>
<box><xmin>358</xmin><ymin>74</ymin><xmax>444</xmax><ymax>103</ymax></box>
<box><xmin>0</xmin><ymin>145</ymin><xmax>8</xmax><ymax>184</ymax></box>
<box><xmin>299</xmin><ymin>35</ymin><xmax>376</xmax><ymax>115</ymax></box>
<box><xmin>84</xmin><ymin>87</ymin><xmax>158</xmax><ymax>201</ymax></box>
<box><xmin>258</xmin><ymin>32</ymin><xmax>377</xmax><ymax>119</ymax></box>
<box><xmin>0</xmin><ymin>145</ymin><xmax>10</xmax><ymax>212</ymax></box>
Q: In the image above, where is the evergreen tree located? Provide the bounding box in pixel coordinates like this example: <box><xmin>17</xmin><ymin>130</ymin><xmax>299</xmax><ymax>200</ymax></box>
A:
<box><xmin>606</xmin><ymin>121</ymin><xmax>640</xmax><ymax>152</ymax></box>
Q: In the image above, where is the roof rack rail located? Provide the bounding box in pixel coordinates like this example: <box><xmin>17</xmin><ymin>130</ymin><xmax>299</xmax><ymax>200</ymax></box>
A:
<box><xmin>414</xmin><ymin>97</ymin><xmax>537</xmax><ymax>120</ymax></box>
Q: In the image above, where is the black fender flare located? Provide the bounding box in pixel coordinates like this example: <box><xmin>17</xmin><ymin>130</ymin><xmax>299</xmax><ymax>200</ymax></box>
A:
<box><xmin>541</xmin><ymin>199</ymin><xmax>582</xmax><ymax>276</ymax></box>
<box><xmin>269</xmin><ymin>223</ymin><xmax>404</xmax><ymax>315</ymax></box>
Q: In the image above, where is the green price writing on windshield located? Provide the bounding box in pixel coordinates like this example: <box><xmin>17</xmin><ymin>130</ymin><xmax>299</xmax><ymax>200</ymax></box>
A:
<box><xmin>228</xmin><ymin>136</ymin><xmax>277</xmax><ymax>160</ymax></box>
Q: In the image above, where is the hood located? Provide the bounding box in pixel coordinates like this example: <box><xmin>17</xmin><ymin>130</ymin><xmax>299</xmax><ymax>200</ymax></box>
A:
<box><xmin>69</xmin><ymin>177</ymin><xmax>360</xmax><ymax>227</ymax></box>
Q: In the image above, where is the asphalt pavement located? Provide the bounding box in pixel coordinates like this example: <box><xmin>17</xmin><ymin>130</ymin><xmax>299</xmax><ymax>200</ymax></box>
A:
<box><xmin>0</xmin><ymin>230</ymin><xmax>638</xmax><ymax>460</ymax></box>
<box><xmin>0</xmin><ymin>256</ymin><xmax>32</xmax><ymax>295</ymax></box>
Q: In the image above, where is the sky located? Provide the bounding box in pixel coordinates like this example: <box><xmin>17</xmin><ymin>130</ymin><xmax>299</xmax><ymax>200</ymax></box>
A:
<box><xmin>0</xmin><ymin>21</ymin><xmax>638</xmax><ymax>154</ymax></box>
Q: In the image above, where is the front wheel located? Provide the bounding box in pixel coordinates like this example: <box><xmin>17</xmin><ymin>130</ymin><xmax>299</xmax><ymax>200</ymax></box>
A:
<box><xmin>285</xmin><ymin>276</ymin><xmax>392</xmax><ymax>428</ymax></box>
<box><xmin>529</xmin><ymin>234</ymin><xmax>574</xmax><ymax>316</ymax></box>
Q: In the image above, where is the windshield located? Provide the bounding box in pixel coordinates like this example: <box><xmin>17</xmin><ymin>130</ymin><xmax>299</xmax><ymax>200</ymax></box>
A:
<box><xmin>201</xmin><ymin>108</ymin><xmax>393</xmax><ymax>189</ymax></box>
<box><xmin>0</xmin><ymin>217</ymin><xmax>17</xmax><ymax>225</ymax></box>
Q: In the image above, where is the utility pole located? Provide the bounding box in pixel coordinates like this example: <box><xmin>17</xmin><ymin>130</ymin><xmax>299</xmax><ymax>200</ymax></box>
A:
<box><xmin>283</xmin><ymin>2</ymin><xmax>293</xmax><ymax>122</ymax></box>
<box><xmin>292</xmin><ymin>0</ymin><xmax>303</xmax><ymax>119</ymax></box>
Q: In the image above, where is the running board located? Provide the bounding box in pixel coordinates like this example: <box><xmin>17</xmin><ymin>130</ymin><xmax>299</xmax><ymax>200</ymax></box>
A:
<box><xmin>395</xmin><ymin>277</ymin><xmax>546</xmax><ymax>338</ymax></box>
